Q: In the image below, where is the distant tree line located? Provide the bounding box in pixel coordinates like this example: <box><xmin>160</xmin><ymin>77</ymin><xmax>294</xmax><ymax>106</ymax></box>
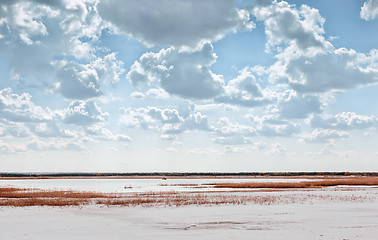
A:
<box><xmin>0</xmin><ymin>172</ymin><xmax>377</xmax><ymax>178</ymax></box>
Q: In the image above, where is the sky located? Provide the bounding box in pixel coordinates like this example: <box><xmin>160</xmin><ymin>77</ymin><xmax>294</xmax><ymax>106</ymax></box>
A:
<box><xmin>1</xmin><ymin>0</ymin><xmax>378</xmax><ymax>172</ymax></box>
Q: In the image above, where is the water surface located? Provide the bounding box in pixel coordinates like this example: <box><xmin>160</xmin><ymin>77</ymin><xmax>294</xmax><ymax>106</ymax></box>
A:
<box><xmin>0</xmin><ymin>178</ymin><xmax>311</xmax><ymax>193</ymax></box>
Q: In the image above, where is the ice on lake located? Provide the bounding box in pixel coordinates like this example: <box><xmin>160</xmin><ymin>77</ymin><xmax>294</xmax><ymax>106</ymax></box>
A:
<box><xmin>0</xmin><ymin>178</ymin><xmax>312</xmax><ymax>193</ymax></box>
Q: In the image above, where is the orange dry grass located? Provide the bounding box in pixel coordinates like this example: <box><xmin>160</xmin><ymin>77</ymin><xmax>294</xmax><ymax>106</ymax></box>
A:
<box><xmin>0</xmin><ymin>198</ymin><xmax>86</xmax><ymax>207</ymax></box>
<box><xmin>1</xmin><ymin>177</ymin><xmax>376</xmax><ymax>207</ymax></box>
<box><xmin>0</xmin><ymin>187</ymin><xmax>114</xmax><ymax>207</ymax></box>
<box><xmin>0</xmin><ymin>188</ymin><xmax>108</xmax><ymax>199</ymax></box>
<box><xmin>0</xmin><ymin>187</ymin><xmax>373</xmax><ymax>207</ymax></box>
<box><xmin>1</xmin><ymin>187</ymin><xmax>372</xmax><ymax>207</ymax></box>
<box><xmin>0</xmin><ymin>187</ymin><xmax>252</xmax><ymax>207</ymax></box>
<box><xmin>204</xmin><ymin>177</ymin><xmax>378</xmax><ymax>189</ymax></box>
<box><xmin>95</xmin><ymin>192</ymin><xmax>249</xmax><ymax>206</ymax></box>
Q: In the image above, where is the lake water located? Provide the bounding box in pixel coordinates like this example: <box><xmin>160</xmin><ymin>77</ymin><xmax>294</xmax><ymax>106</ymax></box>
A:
<box><xmin>0</xmin><ymin>178</ymin><xmax>311</xmax><ymax>193</ymax></box>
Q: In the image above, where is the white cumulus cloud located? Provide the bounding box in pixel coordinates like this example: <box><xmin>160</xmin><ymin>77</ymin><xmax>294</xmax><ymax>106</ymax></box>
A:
<box><xmin>98</xmin><ymin>0</ymin><xmax>253</xmax><ymax>47</ymax></box>
<box><xmin>119</xmin><ymin>106</ymin><xmax>211</xmax><ymax>134</ymax></box>
<box><xmin>216</xmin><ymin>68</ymin><xmax>272</xmax><ymax>107</ymax></box>
<box><xmin>275</xmin><ymin>90</ymin><xmax>323</xmax><ymax>119</ymax></box>
<box><xmin>247</xmin><ymin>114</ymin><xmax>301</xmax><ymax>137</ymax></box>
<box><xmin>61</xmin><ymin>100</ymin><xmax>109</xmax><ymax>125</ymax></box>
<box><xmin>301</xmin><ymin>128</ymin><xmax>350</xmax><ymax>143</ymax></box>
<box><xmin>310</xmin><ymin>112</ymin><xmax>378</xmax><ymax>130</ymax></box>
<box><xmin>284</xmin><ymin>48</ymin><xmax>378</xmax><ymax>93</ymax></box>
<box><xmin>127</xmin><ymin>42</ymin><xmax>224</xmax><ymax>99</ymax></box>
<box><xmin>54</xmin><ymin>53</ymin><xmax>125</xmax><ymax>99</ymax></box>
<box><xmin>85</xmin><ymin>125</ymin><xmax>132</xmax><ymax>142</ymax></box>
<box><xmin>252</xmin><ymin>1</ymin><xmax>330</xmax><ymax>51</ymax></box>
<box><xmin>0</xmin><ymin>88</ymin><xmax>53</xmax><ymax>123</ymax></box>
<box><xmin>361</xmin><ymin>0</ymin><xmax>378</xmax><ymax>21</ymax></box>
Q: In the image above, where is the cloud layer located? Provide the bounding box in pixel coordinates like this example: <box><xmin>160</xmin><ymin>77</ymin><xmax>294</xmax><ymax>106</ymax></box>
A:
<box><xmin>98</xmin><ymin>0</ymin><xmax>253</xmax><ymax>47</ymax></box>
<box><xmin>0</xmin><ymin>0</ymin><xmax>377</xmax><ymax>171</ymax></box>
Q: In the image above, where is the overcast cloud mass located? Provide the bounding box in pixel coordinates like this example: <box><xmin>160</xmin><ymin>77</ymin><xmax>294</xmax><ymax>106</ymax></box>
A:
<box><xmin>1</xmin><ymin>0</ymin><xmax>378</xmax><ymax>172</ymax></box>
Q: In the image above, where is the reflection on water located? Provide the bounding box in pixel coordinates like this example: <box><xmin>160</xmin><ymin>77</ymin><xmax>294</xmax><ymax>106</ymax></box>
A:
<box><xmin>0</xmin><ymin>178</ymin><xmax>311</xmax><ymax>193</ymax></box>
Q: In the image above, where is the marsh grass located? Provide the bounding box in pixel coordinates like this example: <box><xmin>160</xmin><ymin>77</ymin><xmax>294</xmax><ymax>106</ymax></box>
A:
<box><xmin>0</xmin><ymin>188</ymin><xmax>108</xmax><ymax>199</ymax></box>
<box><xmin>1</xmin><ymin>187</ymin><xmax>372</xmax><ymax>207</ymax></box>
<box><xmin>0</xmin><ymin>177</ymin><xmax>376</xmax><ymax>207</ymax></box>
<box><xmin>0</xmin><ymin>187</ymin><xmax>253</xmax><ymax>207</ymax></box>
<box><xmin>203</xmin><ymin>177</ymin><xmax>378</xmax><ymax>189</ymax></box>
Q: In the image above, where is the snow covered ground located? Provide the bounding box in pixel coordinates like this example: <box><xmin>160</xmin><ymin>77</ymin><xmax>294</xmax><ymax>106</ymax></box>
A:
<box><xmin>0</xmin><ymin>177</ymin><xmax>310</xmax><ymax>193</ymax></box>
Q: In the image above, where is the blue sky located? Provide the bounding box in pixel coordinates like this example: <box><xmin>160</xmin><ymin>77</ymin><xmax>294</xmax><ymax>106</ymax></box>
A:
<box><xmin>1</xmin><ymin>0</ymin><xmax>378</xmax><ymax>172</ymax></box>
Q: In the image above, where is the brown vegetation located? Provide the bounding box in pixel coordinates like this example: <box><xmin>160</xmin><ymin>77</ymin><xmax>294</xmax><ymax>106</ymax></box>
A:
<box><xmin>203</xmin><ymin>177</ymin><xmax>378</xmax><ymax>189</ymax></box>
<box><xmin>0</xmin><ymin>183</ymin><xmax>376</xmax><ymax>208</ymax></box>
<box><xmin>1</xmin><ymin>177</ymin><xmax>376</xmax><ymax>207</ymax></box>
<box><xmin>0</xmin><ymin>187</ymin><xmax>114</xmax><ymax>207</ymax></box>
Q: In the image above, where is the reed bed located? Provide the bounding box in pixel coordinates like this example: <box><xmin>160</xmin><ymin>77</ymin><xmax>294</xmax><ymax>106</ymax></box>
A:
<box><xmin>0</xmin><ymin>184</ymin><xmax>375</xmax><ymax>207</ymax></box>
<box><xmin>1</xmin><ymin>177</ymin><xmax>376</xmax><ymax>207</ymax></box>
<box><xmin>0</xmin><ymin>187</ymin><xmax>114</xmax><ymax>207</ymax></box>
<box><xmin>203</xmin><ymin>177</ymin><xmax>378</xmax><ymax>189</ymax></box>
<box><xmin>0</xmin><ymin>188</ymin><xmax>109</xmax><ymax>199</ymax></box>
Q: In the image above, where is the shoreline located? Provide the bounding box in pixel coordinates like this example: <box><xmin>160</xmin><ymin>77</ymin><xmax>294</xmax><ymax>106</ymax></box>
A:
<box><xmin>1</xmin><ymin>172</ymin><xmax>377</xmax><ymax>180</ymax></box>
<box><xmin>1</xmin><ymin>176</ymin><xmax>377</xmax><ymax>207</ymax></box>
